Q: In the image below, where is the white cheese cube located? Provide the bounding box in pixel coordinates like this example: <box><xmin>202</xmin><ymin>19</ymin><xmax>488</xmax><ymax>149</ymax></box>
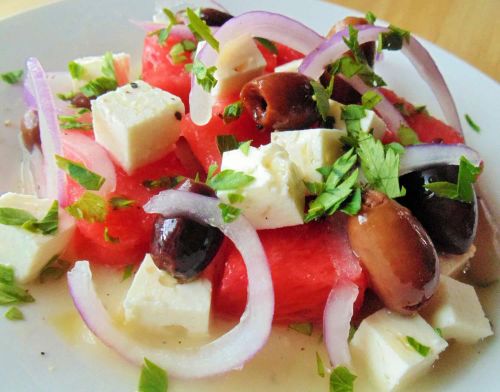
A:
<box><xmin>274</xmin><ymin>59</ymin><xmax>303</xmax><ymax>73</ymax></box>
<box><xmin>212</xmin><ymin>34</ymin><xmax>266</xmax><ymax>98</ymax></box>
<box><xmin>92</xmin><ymin>80</ymin><xmax>184</xmax><ymax>173</ymax></box>
<box><xmin>420</xmin><ymin>275</ymin><xmax>493</xmax><ymax>343</ymax></box>
<box><xmin>217</xmin><ymin>144</ymin><xmax>306</xmax><ymax>229</ymax></box>
<box><xmin>328</xmin><ymin>99</ymin><xmax>386</xmax><ymax>139</ymax></box>
<box><xmin>350</xmin><ymin>309</ymin><xmax>448</xmax><ymax>391</ymax></box>
<box><xmin>70</xmin><ymin>52</ymin><xmax>130</xmax><ymax>90</ymax></box>
<box><xmin>123</xmin><ymin>254</ymin><xmax>212</xmax><ymax>335</ymax></box>
<box><xmin>439</xmin><ymin>245</ymin><xmax>476</xmax><ymax>278</ymax></box>
<box><xmin>271</xmin><ymin>128</ymin><xmax>345</xmax><ymax>183</ymax></box>
<box><xmin>0</xmin><ymin>193</ymin><xmax>75</xmax><ymax>283</ymax></box>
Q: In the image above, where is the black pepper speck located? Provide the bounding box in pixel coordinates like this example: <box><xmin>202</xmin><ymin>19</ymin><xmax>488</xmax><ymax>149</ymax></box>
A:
<box><xmin>130</xmin><ymin>82</ymin><xmax>138</xmax><ymax>88</ymax></box>
<box><xmin>175</xmin><ymin>111</ymin><xmax>182</xmax><ymax>121</ymax></box>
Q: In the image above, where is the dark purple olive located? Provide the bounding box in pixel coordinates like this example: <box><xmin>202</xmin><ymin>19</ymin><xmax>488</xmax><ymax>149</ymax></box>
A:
<box><xmin>347</xmin><ymin>190</ymin><xmax>439</xmax><ymax>314</ymax></box>
<box><xmin>240</xmin><ymin>72</ymin><xmax>320</xmax><ymax>131</ymax></box>
<box><xmin>399</xmin><ymin>165</ymin><xmax>477</xmax><ymax>254</ymax></box>
<box><xmin>20</xmin><ymin>109</ymin><xmax>40</xmax><ymax>152</ymax></box>
<box><xmin>199</xmin><ymin>8</ymin><xmax>233</xmax><ymax>26</ymax></box>
<box><xmin>71</xmin><ymin>92</ymin><xmax>91</xmax><ymax>109</ymax></box>
<box><xmin>150</xmin><ymin>179</ymin><xmax>224</xmax><ymax>282</ymax></box>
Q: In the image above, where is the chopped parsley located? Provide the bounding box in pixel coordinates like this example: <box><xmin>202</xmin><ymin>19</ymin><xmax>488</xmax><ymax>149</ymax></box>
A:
<box><xmin>434</xmin><ymin>327</ymin><xmax>444</xmax><ymax>338</ymax></box>
<box><xmin>341</xmin><ymin>104</ymin><xmax>367</xmax><ymax>138</ymax></box>
<box><xmin>310</xmin><ymin>80</ymin><xmax>333</xmax><ymax>122</ymax></box>
<box><xmin>121</xmin><ymin>264</ymin><xmax>135</xmax><ymax>282</ymax></box>
<box><xmin>57</xmin><ymin>91</ymin><xmax>76</xmax><ymax>101</ymax></box>
<box><xmin>227</xmin><ymin>193</ymin><xmax>245</xmax><ymax>204</ymax></box>
<box><xmin>239</xmin><ymin>140</ymin><xmax>252</xmax><ymax>156</ymax></box>
<box><xmin>254</xmin><ymin>37</ymin><xmax>278</xmax><ymax>54</ymax></box>
<box><xmin>0</xmin><ymin>69</ymin><xmax>23</xmax><ymax>85</ymax></box>
<box><xmin>186</xmin><ymin>7</ymin><xmax>219</xmax><ymax>52</ymax></box>
<box><xmin>150</xmin><ymin>8</ymin><xmax>179</xmax><ymax>46</ymax></box>
<box><xmin>104</xmin><ymin>227</ymin><xmax>120</xmax><ymax>243</ymax></box>
<box><xmin>304</xmin><ymin>181</ymin><xmax>325</xmax><ymax>195</ymax></box>
<box><xmin>192</xmin><ymin>59</ymin><xmax>218</xmax><ymax>93</ymax></box>
<box><xmin>109</xmin><ymin>196</ymin><xmax>135</xmax><ymax>210</ymax></box>
<box><xmin>218</xmin><ymin>203</ymin><xmax>241</xmax><ymax>223</ymax></box>
<box><xmin>365</xmin><ymin>11</ymin><xmax>377</xmax><ymax>24</ymax></box>
<box><xmin>68</xmin><ymin>61</ymin><xmax>85</xmax><ymax>80</ymax></box>
<box><xmin>66</xmin><ymin>191</ymin><xmax>107</xmax><ymax>223</ymax></box>
<box><xmin>397</xmin><ymin>125</ymin><xmax>420</xmax><ymax>146</ymax></box>
<box><xmin>424</xmin><ymin>155</ymin><xmax>481</xmax><ymax>202</ymax></box>
<box><xmin>465</xmin><ymin>114</ymin><xmax>481</xmax><ymax>133</ymax></box>
<box><xmin>55</xmin><ymin>155</ymin><xmax>105</xmax><ymax>191</ymax></box>
<box><xmin>288</xmin><ymin>322</ymin><xmax>313</xmax><ymax>336</ymax></box>
<box><xmin>316</xmin><ymin>352</ymin><xmax>326</xmax><ymax>378</ymax></box>
<box><xmin>79</xmin><ymin>51</ymin><xmax>118</xmax><ymax>97</ymax></box>
<box><xmin>4</xmin><ymin>306</ymin><xmax>24</xmax><ymax>321</ymax></box>
<box><xmin>207</xmin><ymin>170</ymin><xmax>255</xmax><ymax>191</ymax></box>
<box><xmin>222</xmin><ymin>101</ymin><xmax>243</xmax><ymax>123</ymax></box>
<box><xmin>39</xmin><ymin>255</ymin><xmax>70</xmax><ymax>283</ymax></box>
<box><xmin>169</xmin><ymin>40</ymin><xmax>196</xmax><ymax>64</ymax></box>
<box><xmin>343</xmin><ymin>25</ymin><xmax>365</xmax><ymax>64</ymax></box>
<box><xmin>378</xmin><ymin>24</ymin><xmax>411</xmax><ymax>51</ymax></box>
<box><xmin>206</xmin><ymin>162</ymin><xmax>218</xmax><ymax>182</ymax></box>
<box><xmin>217</xmin><ymin>135</ymin><xmax>239</xmax><ymax>154</ymax></box>
<box><xmin>330</xmin><ymin>366</ymin><xmax>356</xmax><ymax>392</ymax></box>
<box><xmin>138</xmin><ymin>358</ymin><xmax>168</xmax><ymax>392</ymax></box>
<box><xmin>0</xmin><ymin>265</ymin><xmax>35</xmax><ymax>306</ymax></box>
<box><xmin>143</xmin><ymin>176</ymin><xmax>184</xmax><ymax>190</ymax></box>
<box><xmin>361</xmin><ymin>90</ymin><xmax>382</xmax><ymax>109</ymax></box>
<box><xmin>0</xmin><ymin>200</ymin><xmax>59</xmax><ymax>235</ymax></box>
<box><xmin>405</xmin><ymin>336</ymin><xmax>431</xmax><ymax>357</ymax></box>
<box><xmin>330</xmin><ymin>55</ymin><xmax>386</xmax><ymax>88</ymax></box>
<box><xmin>58</xmin><ymin>114</ymin><xmax>92</xmax><ymax>130</ymax></box>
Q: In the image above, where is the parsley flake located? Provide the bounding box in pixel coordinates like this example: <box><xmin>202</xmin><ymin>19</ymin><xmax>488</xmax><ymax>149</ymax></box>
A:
<box><xmin>343</xmin><ymin>25</ymin><xmax>365</xmax><ymax>64</ymax></box>
<box><xmin>289</xmin><ymin>322</ymin><xmax>313</xmax><ymax>336</ymax></box>
<box><xmin>207</xmin><ymin>170</ymin><xmax>255</xmax><ymax>191</ymax></box>
<box><xmin>66</xmin><ymin>191</ymin><xmax>107</xmax><ymax>223</ymax></box>
<box><xmin>169</xmin><ymin>40</ymin><xmax>196</xmax><ymax>64</ymax></box>
<box><xmin>222</xmin><ymin>101</ymin><xmax>243</xmax><ymax>123</ymax></box>
<box><xmin>379</xmin><ymin>25</ymin><xmax>411</xmax><ymax>51</ymax></box>
<box><xmin>5</xmin><ymin>306</ymin><xmax>24</xmax><ymax>321</ymax></box>
<box><xmin>192</xmin><ymin>59</ymin><xmax>218</xmax><ymax>93</ymax></box>
<box><xmin>68</xmin><ymin>61</ymin><xmax>85</xmax><ymax>80</ymax></box>
<box><xmin>434</xmin><ymin>327</ymin><xmax>443</xmax><ymax>338</ymax></box>
<box><xmin>109</xmin><ymin>196</ymin><xmax>135</xmax><ymax>210</ymax></box>
<box><xmin>138</xmin><ymin>358</ymin><xmax>168</xmax><ymax>392</ymax></box>
<box><xmin>238</xmin><ymin>140</ymin><xmax>252</xmax><ymax>156</ymax></box>
<box><xmin>330</xmin><ymin>366</ymin><xmax>356</xmax><ymax>392</ymax></box>
<box><xmin>316</xmin><ymin>351</ymin><xmax>326</xmax><ymax>378</ymax></box>
<box><xmin>216</xmin><ymin>134</ymin><xmax>239</xmax><ymax>154</ymax></box>
<box><xmin>0</xmin><ymin>201</ymin><xmax>59</xmax><ymax>235</ymax></box>
<box><xmin>104</xmin><ymin>227</ymin><xmax>120</xmax><ymax>243</ymax></box>
<box><xmin>397</xmin><ymin>125</ymin><xmax>420</xmax><ymax>146</ymax></box>
<box><xmin>1</xmin><ymin>69</ymin><xmax>23</xmax><ymax>85</ymax></box>
<box><xmin>55</xmin><ymin>155</ymin><xmax>105</xmax><ymax>191</ymax></box>
<box><xmin>58</xmin><ymin>114</ymin><xmax>92</xmax><ymax>131</ymax></box>
<box><xmin>465</xmin><ymin>114</ymin><xmax>481</xmax><ymax>133</ymax></box>
<box><xmin>406</xmin><ymin>336</ymin><xmax>431</xmax><ymax>357</ymax></box>
<box><xmin>254</xmin><ymin>37</ymin><xmax>278</xmax><ymax>54</ymax></box>
<box><xmin>206</xmin><ymin>163</ymin><xmax>218</xmax><ymax>182</ymax></box>
<box><xmin>186</xmin><ymin>8</ymin><xmax>219</xmax><ymax>52</ymax></box>
<box><xmin>361</xmin><ymin>90</ymin><xmax>382</xmax><ymax>109</ymax></box>
<box><xmin>218</xmin><ymin>203</ymin><xmax>241</xmax><ymax>223</ymax></box>
<box><xmin>227</xmin><ymin>193</ymin><xmax>245</xmax><ymax>204</ymax></box>
<box><xmin>122</xmin><ymin>264</ymin><xmax>135</xmax><ymax>282</ymax></box>
<box><xmin>311</xmin><ymin>80</ymin><xmax>332</xmax><ymax>122</ymax></box>
<box><xmin>39</xmin><ymin>255</ymin><xmax>70</xmax><ymax>283</ymax></box>
<box><xmin>143</xmin><ymin>176</ymin><xmax>184</xmax><ymax>190</ymax></box>
<box><xmin>0</xmin><ymin>265</ymin><xmax>35</xmax><ymax>305</ymax></box>
<box><xmin>365</xmin><ymin>11</ymin><xmax>377</xmax><ymax>24</ymax></box>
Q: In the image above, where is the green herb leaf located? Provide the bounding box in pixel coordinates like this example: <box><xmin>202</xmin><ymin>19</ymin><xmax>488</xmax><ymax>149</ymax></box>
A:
<box><xmin>343</xmin><ymin>25</ymin><xmax>365</xmax><ymax>63</ymax></box>
<box><xmin>186</xmin><ymin>8</ymin><xmax>219</xmax><ymax>51</ymax></box>
<box><xmin>330</xmin><ymin>56</ymin><xmax>386</xmax><ymax>88</ymax></box>
<box><xmin>348</xmin><ymin>325</ymin><xmax>357</xmax><ymax>342</ymax></box>
<box><xmin>0</xmin><ymin>201</ymin><xmax>59</xmax><ymax>235</ymax></box>
<box><xmin>138</xmin><ymin>358</ymin><xmax>168</xmax><ymax>392</ymax></box>
<box><xmin>206</xmin><ymin>163</ymin><xmax>218</xmax><ymax>182</ymax></box>
<box><xmin>341</xmin><ymin>104</ymin><xmax>366</xmax><ymax>137</ymax></box>
<box><xmin>316</xmin><ymin>351</ymin><xmax>326</xmax><ymax>378</ymax></box>
<box><xmin>0</xmin><ymin>266</ymin><xmax>35</xmax><ymax>306</ymax></box>
<box><xmin>169</xmin><ymin>43</ymin><xmax>188</xmax><ymax>64</ymax></box>
<box><xmin>385</xmin><ymin>142</ymin><xmax>406</xmax><ymax>155</ymax></box>
<box><xmin>289</xmin><ymin>322</ymin><xmax>313</xmax><ymax>336</ymax></box>
<box><xmin>122</xmin><ymin>264</ymin><xmax>135</xmax><ymax>282</ymax></box>
<box><xmin>310</xmin><ymin>80</ymin><xmax>332</xmax><ymax>122</ymax></box>
<box><xmin>142</xmin><ymin>176</ymin><xmax>184</xmax><ymax>190</ymax></box>
<box><xmin>217</xmin><ymin>135</ymin><xmax>239</xmax><ymax>154</ymax></box>
<box><xmin>341</xmin><ymin>187</ymin><xmax>362</xmax><ymax>215</ymax></box>
<box><xmin>218</xmin><ymin>203</ymin><xmax>241</xmax><ymax>223</ymax></box>
<box><xmin>101</xmin><ymin>52</ymin><xmax>117</xmax><ymax>81</ymax></box>
<box><xmin>434</xmin><ymin>327</ymin><xmax>443</xmax><ymax>338</ymax></box>
<box><xmin>361</xmin><ymin>90</ymin><xmax>382</xmax><ymax>110</ymax></box>
<box><xmin>365</xmin><ymin>11</ymin><xmax>376</xmax><ymax>24</ymax></box>
<box><xmin>239</xmin><ymin>140</ymin><xmax>252</xmax><ymax>156</ymax></box>
<box><xmin>109</xmin><ymin>196</ymin><xmax>135</xmax><ymax>210</ymax></box>
<box><xmin>0</xmin><ymin>208</ymin><xmax>37</xmax><ymax>227</ymax></box>
<box><xmin>5</xmin><ymin>306</ymin><xmax>24</xmax><ymax>321</ymax></box>
<box><xmin>304</xmin><ymin>181</ymin><xmax>325</xmax><ymax>195</ymax></box>
<box><xmin>423</xmin><ymin>181</ymin><xmax>459</xmax><ymax>199</ymax></box>
<box><xmin>465</xmin><ymin>114</ymin><xmax>481</xmax><ymax>133</ymax></box>
<box><xmin>68</xmin><ymin>61</ymin><xmax>85</xmax><ymax>80</ymax></box>
<box><xmin>379</xmin><ymin>24</ymin><xmax>411</xmax><ymax>51</ymax></box>
<box><xmin>163</xmin><ymin>7</ymin><xmax>177</xmax><ymax>25</ymax></box>
<box><xmin>254</xmin><ymin>37</ymin><xmax>278</xmax><ymax>54</ymax></box>
<box><xmin>207</xmin><ymin>170</ymin><xmax>255</xmax><ymax>191</ymax></box>
<box><xmin>104</xmin><ymin>227</ymin><xmax>120</xmax><ymax>243</ymax></box>
<box><xmin>397</xmin><ymin>125</ymin><xmax>420</xmax><ymax>146</ymax></box>
<box><xmin>192</xmin><ymin>59</ymin><xmax>218</xmax><ymax>93</ymax></box>
<box><xmin>1</xmin><ymin>69</ymin><xmax>23</xmax><ymax>85</ymax></box>
<box><xmin>330</xmin><ymin>366</ymin><xmax>356</xmax><ymax>392</ymax></box>
<box><xmin>406</xmin><ymin>336</ymin><xmax>431</xmax><ymax>357</ymax></box>
<box><xmin>227</xmin><ymin>193</ymin><xmax>245</xmax><ymax>204</ymax></box>
<box><xmin>57</xmin><ymin>91</ymin><xmax>76</xmax><ymax>101</ymax></box>
<box><xmin>0</xmin><ymin>265</ymin><xmax>14</xmax><ymax>285</ymax></box>
<box><xmin>66</xmin><ymin>191</ymin><xmax>107</xmax><ymax>223</ymax></box>
<box><xmin>39</xmin><ymin>255</ymin><xmax>70</xmax><ymax>283</ymax></box>
<box><xmin>80</xmin><ymin>76</ymin><xmax>117</xmax><ymax>97</ymax></box>
<box><xmin>222</xmin><ymin>101</ymin><xmax>243</xmax><ymax>123</ymax></box>
<box><xmin>56</xmin><ymin>155</ymin><xmax>105</xmax><ymax>191</ymax></box>
<box><xmin>58</xmin><ymin>114</ymin><xmax>92</xmax><ymax>131</ymax></box>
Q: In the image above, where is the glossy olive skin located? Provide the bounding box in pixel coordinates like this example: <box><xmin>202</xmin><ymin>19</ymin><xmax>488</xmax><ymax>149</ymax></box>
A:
<box><xmin>199</xmin><ymin>8</ymin><xmax>233</xmax><ymax>26</ymax></box>
<box><xmin>150</xmin><ymin>179</ymin><xmax>224</xmax><ymax>282</ymax></box>
<box><xmin>399</xmin><ymin>165</ymin><xmax>477</xmax><ymax>254</ymax></box>
<box><xmin>347</xmin><ymin>190</ymin><xmax>439</xmax><ymax>314</ymax></box>
<box><xmin>240</xmin><ymin>72</ymin><xmax>320</xmax><ymax>131</ymax></box>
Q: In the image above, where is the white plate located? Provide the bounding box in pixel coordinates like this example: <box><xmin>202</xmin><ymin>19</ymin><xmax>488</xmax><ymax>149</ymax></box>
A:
<box><xmin>0</xmin><ymin>0</ymin><xmax>498</xmax><ymax>391</ymax></box>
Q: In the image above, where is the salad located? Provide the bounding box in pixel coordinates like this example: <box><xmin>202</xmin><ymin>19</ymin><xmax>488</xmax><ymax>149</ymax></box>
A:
<box><xmin>0</xmin><ymin>1</ymin><xmax>498</xmax><ymax>391</ymax></box>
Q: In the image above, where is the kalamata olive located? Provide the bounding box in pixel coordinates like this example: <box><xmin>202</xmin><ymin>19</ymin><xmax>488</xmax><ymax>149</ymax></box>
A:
<box><xmin>20</xmin><ymin>109</ymin><xmax>40</xmax><ymax>152</ymax></box>
<box><xmin>399</xmin><ymin>165</ymin><xmax>477</xmax><ymax>254</ymax></box>
<box><xmin>71</xmin><ymin>92</ymin><xmax>91</xmax><ymax>109</ymax></box>
<box><xmin>347</xmin><ymin>190</ymin><xmax>439</xmax><ymax>314</ymax></box>
<box><xmin>199</xmin><ymin>8</ymin><xmax>233</xmax><ymax>26</ymax></box>
<box><xmin>150</xmin><ymin>179</ymin><xmax>224</xmax><ymax>282</ymax></box>
<box><xmin>240</xmin><ymin>72</ymin><xmax>320</xmax><ymax>131</ymax></box>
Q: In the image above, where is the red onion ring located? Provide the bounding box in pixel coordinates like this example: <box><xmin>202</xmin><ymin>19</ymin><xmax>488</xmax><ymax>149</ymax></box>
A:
<box><xmin>189</xmin><ymin>11</ymin><xmax>324</xmax><ymax>125</ymax></box>
<box><xmin>68</xmin><ymin>190</ymin><xmax>274</xmax><ymax>379</ymax></box>
<box><xmin>130</xmin><ymin>19</ymin><xmax>197</xmax><ymax>40</ymax></box>
<box><xmin>299</xmin><ymin>25</ymin><xmax>463</xmax><ymax>134</ymax></box>
<box><xmin>25</xmin><ymin>57</ymin><xmax>68</xmax><ymax>205</ymax></box>
<box><xmin>61</xmin><ymin>132</ymin><xmax>117</xmax><ymax>196</ymax></box>
<box><xmin>399</xmin><ymin>143</ymin><xmax>481</xmax><ymax>176</ymax></box>
<box><xmin>323</xmin><ymin>279</ymin><xmax>358</xmax><ymax>367</ymax></box>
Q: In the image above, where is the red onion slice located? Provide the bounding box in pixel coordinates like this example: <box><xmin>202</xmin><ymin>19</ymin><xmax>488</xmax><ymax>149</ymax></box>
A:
<box><xmin>68</xmin><ymin>190</ymin><xmax>274</xmax><ymax>379</ymax></box>
<box><xmin>25</xmin><ymin>57</ymin><xmax>68</xmax><ymax>205</ymax></box>
<box><xmin>130</xmin><ymin>19</ymin><xmax>196</xmax><ymax>40</ymax></box>
<box><xmin>299</xmin><ymin>25</ymin><xmax>463</xmax><ymax>134</ymax></box>
<box><xmin>190</xmin><ymin>11</ymin><xmax>324</xmax><ymax>125</ymax></box>
<box><xmin>399</xmin><ymin>143</ymin><xmax>481</xmax><ymax>176</ymax></box>
<box><xmin>323</xmin><ymin>279</ymin><xmax>359</xmax><ymax>367</ymax></box>
<box><xmin>61</xmin><ymin>132</ymin><xmax>116</xmax><ymax>196</ymax></box>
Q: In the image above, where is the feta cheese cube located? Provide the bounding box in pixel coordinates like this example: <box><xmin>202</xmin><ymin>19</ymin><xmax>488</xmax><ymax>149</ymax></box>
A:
<box><xmin>0</xmin><ymin>193</ymin><xmax>75</xmax><ymax>283</ymax></box>
<box><xmin>350</xmin><ymin>309</ymin><xmax>448</xmax><ymax>391</ymax></box>
<box><xmin>123</xmin><ymin>254</ymin><xmax>212</xmax><ymax>335</ymax></box>
<box><xmin>92</xmin><ymin>80</ymin><xmax>184</xmax><ymax>173</ymax></box>
<box><xmin>271</xmin><ymin>128</ymin><xmax>346</xmax><ymax>183</ymax></box>
<box><xmin>212</xmin><ymin>34</ymin><xmax>266</xmax><ymax>97</ymax></box>
<box><xmin>439</xmin><ymin>245</ymin><xmax>476</xmax><ymax>278</ymax></box>
<box><xmin>328</xmin><ymin>99</ymin><xmax>386</xmax><ymax>139</ymax></box>
<box><xmin>274</xmin><ymin>59</ymin><xmax>303</xmax><ymax>73</ymax></box>
<box><xmin>70</xmin><ymin>52</ymin><xmax>130</xmax><ymax>90</ymax></box>
<box><xmin>217</xmin><ymin>143</ymin><xmax>306</xmax><ymax>229</ymax></box>
<box><xmin>420</xmin><ymin>275</ymin><xmax>493</xmax><ymax>343</ymax></box>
